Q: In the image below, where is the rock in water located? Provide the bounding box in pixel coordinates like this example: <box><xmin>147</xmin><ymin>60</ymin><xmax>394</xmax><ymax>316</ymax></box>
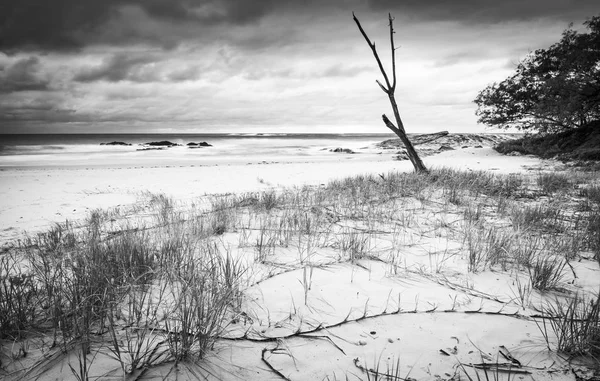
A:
<box><xmin>144</xmin><ymin>141</ymin><xmax>179</xmax><ymax>147</ymax></box>
<box><xmin>187</xmin><ymin>141</ymin><xmax>213</xmax><ymax>148</ymax></box>
<box><xmin>100</xmin><ymin>141</ymin><xmax>131</xmax><ymax>146</ymax></box>
<box><xmin>330</xmin><ymin>147</ymin><xmax>354</xmax><ymax>154</ymax></box>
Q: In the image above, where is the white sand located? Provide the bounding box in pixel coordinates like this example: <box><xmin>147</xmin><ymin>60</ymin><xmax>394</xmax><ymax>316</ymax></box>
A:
<box><xmin>0</xmin><ymin>148</ymin><xmax>549</xmax><ymax>244</ymax></box>
<box><xmin>4</xmin><ymin>145</ymin><xmax>592</xmax><ymax>381</ymax></box>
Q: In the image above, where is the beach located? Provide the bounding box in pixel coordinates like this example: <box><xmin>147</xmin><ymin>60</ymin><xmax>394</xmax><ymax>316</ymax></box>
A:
<box><xmin>1</xmin><ymin>134</ymin><xmax>599</xmax><ymax>381</ymax></box>
<box><xmin>1</xmin><ymin>133</ymin><xmax>544</xmax><ymax>244</ymax></box>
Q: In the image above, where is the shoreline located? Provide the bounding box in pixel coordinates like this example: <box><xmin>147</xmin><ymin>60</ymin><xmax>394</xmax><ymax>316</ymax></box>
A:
<box><xmin>0</xmin><ymin>147</ymin><xmax>557</xmax><ymax>245</ymax></box>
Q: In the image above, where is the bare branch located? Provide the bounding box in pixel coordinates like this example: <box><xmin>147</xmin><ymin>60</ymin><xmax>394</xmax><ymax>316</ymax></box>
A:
<box><xmin>353</xmin><ymin>12</ymin><xmax>392</xmax><ymax>92</ymax></box>
<box><xmin>376</xmin><ymin>80</ymin><xmax>389</xmax><ymax>94</ymax></box>
<box><xmin>382</xmin><ymin>114</ymin><xmax>399</xmax><ymax>133</ymax></box>
<box><xmin>353</xmin><ymin>13</ymin><xmax>428</xmax><ymax>173</ymax></box>
<box><xmin>389</xmin><ymin>13</ymin><xmax>397</xmax><ymax>92</ymax></box>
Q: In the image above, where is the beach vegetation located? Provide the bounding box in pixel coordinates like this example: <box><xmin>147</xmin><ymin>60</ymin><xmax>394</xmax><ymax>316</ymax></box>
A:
<box><xmin>539</xmin><ymin>293</ymin><xmax>600</xmax><ymax>361</ymax></box>
<box><xmin>2</xmin><ymin>167</ymin><xmax>600</xmax><ymax>377</ymax></box>
<box><xmin>474</xmin><ymin>15</ymin><xmax>600</xmax><ymax>133</ymax></box>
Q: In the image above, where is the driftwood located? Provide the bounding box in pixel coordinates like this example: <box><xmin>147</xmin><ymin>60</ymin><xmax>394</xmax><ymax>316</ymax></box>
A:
<box><xmin>411</xmin><ymin>131</ymin><xmax>449</xmax><ymax>145</ymax></box>
<box><xmin>353</xmin><ymin>13</ymin><xmax>427</xmax><ymax>173</ymax></box>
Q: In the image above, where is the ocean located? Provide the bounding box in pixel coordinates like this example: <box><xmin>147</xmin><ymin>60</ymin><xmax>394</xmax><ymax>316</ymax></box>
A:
<box><xmin>0</xmin><ymin>133</ymin><xmax>396</xmax><ymax>169</ymax></box>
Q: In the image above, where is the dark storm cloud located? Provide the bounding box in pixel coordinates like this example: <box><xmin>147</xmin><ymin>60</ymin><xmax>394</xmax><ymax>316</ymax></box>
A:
<box><xmin>0</xmin><ymin>0</ymin><xmax>328</xmax><ymax>52</ymax></box>
<box><xmin>369</xmin><ymin>0</ymin><xmax>599</xmax><ymax>23</ymax></box>
<box><xmin>0</xmin><ymin>56</ymin><xmax>50</xmax><ymax>93</ymax></box>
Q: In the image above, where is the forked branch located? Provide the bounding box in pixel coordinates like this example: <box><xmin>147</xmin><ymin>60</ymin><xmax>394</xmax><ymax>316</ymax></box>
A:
<box><xmin>352</xmin><ymin>12</ymin><xmax>392</xmax><ymax>94</ymax></box>
<box><xmin>353</xmin><ymin>12</ymin><xmax>428</xmax><ymax>173</ymax></box>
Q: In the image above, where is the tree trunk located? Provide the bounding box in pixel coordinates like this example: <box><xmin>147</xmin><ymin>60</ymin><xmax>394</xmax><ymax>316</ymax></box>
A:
<box><xmin>382</xmin><ymin>114</ymin><xmax>427</xmax><ymax>172</ymax></box>
<box><xmin>353</xmin><ymin>13</ymin><xmax>427</xmax><ymax>173</ymax></box>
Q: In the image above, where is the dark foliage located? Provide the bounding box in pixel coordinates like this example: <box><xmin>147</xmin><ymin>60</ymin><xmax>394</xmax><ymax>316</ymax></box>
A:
<box><xmin>495</xmin><ymin>120</ymin><xmax>600</xmax><ymax>160</ymax></box>
<box><xmin>475</xmin><ymin>16</ymin><xmax>600</xmax><ymax>133</ymax></box>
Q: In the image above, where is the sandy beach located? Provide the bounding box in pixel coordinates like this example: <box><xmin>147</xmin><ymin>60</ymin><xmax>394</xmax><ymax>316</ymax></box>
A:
<box><xmin>1</xmin><ymin>144</ymin><xmax>547</xmax><ymax>244</ymax></box>
<box><xmin>1</xmin><ymin>137</ymin><xmax>599</xmax><ymax>381</ymax></box>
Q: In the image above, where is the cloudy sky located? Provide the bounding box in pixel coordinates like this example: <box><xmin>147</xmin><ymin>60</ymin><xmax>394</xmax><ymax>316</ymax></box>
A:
<box><xmin>1</xmin><ymin>0</ymin><xmax>598</xmax><ymax>134</ymax></box>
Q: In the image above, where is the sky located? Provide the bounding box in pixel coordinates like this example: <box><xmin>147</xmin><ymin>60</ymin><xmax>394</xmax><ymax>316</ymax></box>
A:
<box><xmin>1</xmin><ymin>0</ymin><xmax>598</xmax><ymax>134</ymax></box>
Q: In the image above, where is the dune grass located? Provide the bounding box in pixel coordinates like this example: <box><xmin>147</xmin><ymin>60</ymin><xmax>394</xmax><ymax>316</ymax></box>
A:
<box><xmin>1</xmin><ymin>167</ymin><xmax>599</xmax><ymax>379</ymax></box>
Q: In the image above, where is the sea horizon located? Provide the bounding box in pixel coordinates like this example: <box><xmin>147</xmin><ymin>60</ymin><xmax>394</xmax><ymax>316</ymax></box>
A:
<box><xmin>0</xmin><ymin>132</ymin><xmax>400</xmax><ymax>168</ymax></box>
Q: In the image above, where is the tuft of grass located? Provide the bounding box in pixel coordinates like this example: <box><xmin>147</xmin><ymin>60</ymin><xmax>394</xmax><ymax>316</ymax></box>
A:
<box><xmin>539</xmin><ymin>293</ymin><xmax>600</xmax><ymax>364</ymax></box>
<box><xmin>463</xmin><ymin>223</ymin><xmax>512</xmax><ymax>272</ymax></box>
<box><xmin>164</xmin><ymin>249</ymin><xmax>235</xmax><ymax>361</ymax></box>
<box><xmin>255</xmin><ymin>218</ymin><xmax>277</xmax><ymax>263</ymax></box>
<box><xmin>258</xmin><ymin>190</ymin><xmax>279</xmax><ymax>211</ymax></box>
<box><xmin>148</xmin><ymin>193</ymin><xmax>175</xmax><ymax>225</ymax></box>
<box><xmin>585</xmin><ymin>211</ymin><xmax>600</xmax><ymax>264</ymax></box>
<box><xmin>106</xmin><ymin>282</ymin><xmax>168</xmax><ymax>375</ymax></box>
<box><xmin>0</xmin><ymin>253</ymin><xmax>38</xmax><ymax>339</ymax></box>
<box><xmin>510</xmin><ymin>204</ymin><xmax>562</xmax><ymax>232</ymax></box>
<box><xmin>537</xmin><ymin>172</ymin><xmax>571</xmax><ymax>194</ymax></box>
<box><xmin>336</xmin><ymin>229</ymin><xmax>370</xmax><ymax>263</ymax></box>
<box><xmin>528</xmin><ymin>255</ymin><xmax>567</xmax><ymax>291</ymax></box>
<box><xmin>511</xmin><ymin>272</ymin><xmax>532</xmax><ymax>310</ymax></box>
<box><xmin>582</xmin><ymin>184</ymin><xmax>600</xmax><ymax>205</ymax></box>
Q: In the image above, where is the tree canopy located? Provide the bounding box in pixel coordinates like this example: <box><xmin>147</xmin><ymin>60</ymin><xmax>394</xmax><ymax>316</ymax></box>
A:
<box><xmin>474</xmin><ymin>16</ymin><xmax>600</xmax><ymax>133</ymax></box>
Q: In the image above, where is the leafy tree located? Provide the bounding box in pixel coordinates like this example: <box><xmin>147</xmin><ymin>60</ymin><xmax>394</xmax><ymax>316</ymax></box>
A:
<box><xmin>474</xmin><ymin>16</ymin><xmax>600</xmax><ymax>133</ymax></box>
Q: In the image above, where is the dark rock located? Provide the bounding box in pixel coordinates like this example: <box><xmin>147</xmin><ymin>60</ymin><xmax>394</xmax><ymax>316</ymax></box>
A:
<box><xmin>438</xmin><ymin>145</ymin><xmax>455</xmax><ymax>151</ymax></box>
<box><xmin>145</xmin><ymin>141</ymin><xmax>179</xmax><ymax>147</ymax></box>
<box><xmin>100</xmin><ymin>141</ymin><xmax>131</xmax><ymax>146</ymax></box>
<box><xmin>462</xmin><ymin>146</ymin><xmax>469</xmax><ymax>149</ymax></box>
<box><xmin>330</xmin><ymin>148</ymin><xmax>354</xmax><ymax>154</ymax></box>
<box><xmin>137</xmin><ymin>147</ymin><xmax>165</xmax><ymax>151</ymax></box>
<box><xmin>187</xmin><ymin>141</ymin><xmax>213</xmax><ymax>147</ymax></box>
<box><xmin>474</xmin><ymin>145</ymin><xmax>483</xmax><ymax>148</ymax></box>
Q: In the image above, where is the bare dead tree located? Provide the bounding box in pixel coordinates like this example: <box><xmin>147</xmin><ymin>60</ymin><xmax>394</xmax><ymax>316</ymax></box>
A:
<box><xmin>353</xmin><ymin>12</ymin><xmax>428</xmax><ymax>173</ymax></box>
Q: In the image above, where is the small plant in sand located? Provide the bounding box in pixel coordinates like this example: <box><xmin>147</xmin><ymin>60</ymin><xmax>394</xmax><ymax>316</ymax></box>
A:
<box><xmin>528</xmin><ymin>254</ymin><xmax>567</xmax><ymax>291</ymax></box>
<box><xmin>300</xmin><ymin>265</ymin><xmax>314</xmax><ymax>305</ymax></box>
<box><xmin>539</xmin><ymin>293</ymin><xmax>600</xmax><ymax>364</ymax></box>
<box><xmin>537</xmin><ymin>172</ymin><xmax>571</xmax><ymax>194</ymax></box>
<box><xmin>255</xmin><ymin>218</ymin><xmax>276</xmax><ymax>263</ymax></box>
<box><xmin>581</xmin><ymin>184</ymin><xmax>600</xmax><ymax>205</ymax></box>
<box><xmin>510</xmin><ymin>204</ymin><xmax>563</xmax><ymax>232</ymax></box>
<box><xmin>163</xmin><ymin>247</ymin><xmax>236</xmax><ymax>361</ymax></box>
<box><xmin>511</xmin><ymin>271</ymin><xmax>533</xmax><ymax>310</ymax></box>
<box><xmin>258</xmin><ymin>190</ymin><xmax>279</xmax><ymax>211</ymax></box>
<box><xmin>106</xmin><ymin>281</ymin><xmax>169</xmax><ymax>375</ymax></box>
<box><xmin>148</xmin><ymin>193</ymin><xmax>175</xmax><ymax>225</ymax></box>
<box><xmin>584</xmin><ymin>210</ymin><xmax>600</xmax><ymax>264</ymax></box>
<box><xmin>0</xmin><ymin>252</ymin><xmax>38</xmax><ymax>340</ymax></box>
<box><xmin>68</xmin><ymin>343</ymin><xmax>101</xmax><ymax>381</ymax></box>
<box><xmin>336</xmin><ymin>229</ymin><xmax>370</xmax><ymax>264</ymax></box>
<box><xmin>463</xmin><ymin>223</ymin><xmax>512</xmax><ymax>272</ymax></box>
